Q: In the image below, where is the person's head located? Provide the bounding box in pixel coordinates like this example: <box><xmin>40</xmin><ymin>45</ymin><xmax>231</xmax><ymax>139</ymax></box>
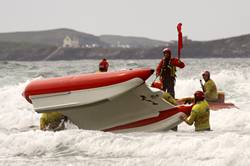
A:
<box><xmin>99</xmin><ymin>58</ymin><xmax>109</xmax><ymax>72</ymax></box>
<box><xmin>151</xmin><ymin>80</ymin><xmax>163</xmax><ymax>90</ymax></box>
<box><xmin>202</xmin><ymin>71</ymin><xmax>210</xmax><ymax>82</ymax></box>
<box><xmin>194</xmin><ymin>91</ymin><xmax>205</xmax><ymax>103</ymax></box>
<box><xmin>162</xmin><ymin>48</ymin><xmax>171</xmax><ymax>61</ymax></box>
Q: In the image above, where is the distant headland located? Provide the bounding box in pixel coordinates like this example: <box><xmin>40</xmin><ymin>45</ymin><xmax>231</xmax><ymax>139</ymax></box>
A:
<box><xmin>0</xmin><ymin>28</ymin><xmax>249</xmax><ymax>61</ymax></box>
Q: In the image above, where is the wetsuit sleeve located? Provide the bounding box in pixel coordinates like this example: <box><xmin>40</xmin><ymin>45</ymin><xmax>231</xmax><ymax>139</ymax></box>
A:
<box><xmin>185</xmin><ymin>109</ymin><xmax>197</xmax><ymax>125</ymax></box>
<box><xmin>162</xmin><ymin>92</ymin><xmax>177</xmax><ymax>105</ymax></box>
<box><xmin>171</xmin><ymin>58</ymin><xmax>185</xmax><ymax>68</ymax></box>
<box><xmin>156</xmin><ymin>59</ymin><xmax>163</xmax><ymax>76</ymax></box>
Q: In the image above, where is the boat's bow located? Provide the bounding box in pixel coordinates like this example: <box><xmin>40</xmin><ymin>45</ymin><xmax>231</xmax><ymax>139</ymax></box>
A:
<box><xmin>23</xmin><ymin>68</ymin><xmax>192</xmax><ymax>132</ymax></box>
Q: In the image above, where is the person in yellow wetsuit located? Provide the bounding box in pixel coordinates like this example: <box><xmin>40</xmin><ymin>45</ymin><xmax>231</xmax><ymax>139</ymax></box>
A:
<box><xmin>40</xmin><ymin>112</ymin><xmax>67</xmax><ymax>131</ymax></box>
<box><xmin>151</xmin><ymin>80</ymin><xmax>177</xmax><ymax>105</ymax></box>
<box><xmin>162</xmin><ymin>92</ymin><xmax>177</xmax><ymax>105</ymax></box>
<box><xmin>201</xmin><ymin>71</ymin><xmax>218</xmax><ymax>102</ymax></box>
<box><xmin>181</xmin><ymin>91</ymin><xmax>211</xmax><ymax>131</ymax></box>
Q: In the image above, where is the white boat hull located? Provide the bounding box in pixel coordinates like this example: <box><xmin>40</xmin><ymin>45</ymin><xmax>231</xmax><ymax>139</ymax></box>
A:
<box><xmin>29</xmin><ymin>78</ymin><xmax>189</xmax><ymax>132</ymax></box>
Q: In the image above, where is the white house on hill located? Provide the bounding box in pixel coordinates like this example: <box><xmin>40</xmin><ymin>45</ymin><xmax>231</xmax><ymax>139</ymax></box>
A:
<box><xmin>63</xmin><ymin>36</ymin><xmax>80</xmax><ymax>48</ymax></box>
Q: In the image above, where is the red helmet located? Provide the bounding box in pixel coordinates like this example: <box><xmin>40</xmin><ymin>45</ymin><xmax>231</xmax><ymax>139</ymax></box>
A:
<box><xmin>151</xmin><ymin>81</ymin><xmax>163</xmax><ymax>90</ymax></box>
<box><xmin>194</xmin><ymin>91</ymin><xmax>205</xmax><ymax>101</ymax></box>
<box><xmin>162</xmin><ymin>48</ymin><xmax>171</xmax><ymax>55</ymax></box>
<box><xmin>99</xmin><ymin>58</ymin><xmax>109</xmax><ymax>72</ymax></box>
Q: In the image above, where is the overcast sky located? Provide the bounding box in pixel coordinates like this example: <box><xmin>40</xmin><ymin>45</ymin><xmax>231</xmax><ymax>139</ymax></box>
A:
<box><xmin>0</xmin><ymin>0</ymin><xmax>250</xmax><ymax>41</ymax></box>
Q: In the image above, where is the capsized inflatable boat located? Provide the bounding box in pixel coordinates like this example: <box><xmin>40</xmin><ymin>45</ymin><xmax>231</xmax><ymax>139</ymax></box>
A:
<box><xmin>151</xmin><ymin>80</ymin><xmax>237</xmax><ymax>111</ymax></box>
<box><xmin>23</xmin><ymin>68</ymin><xmax>192</xmax><ymax>132</ymax></box>
<box><xmin>176</xmin><ymin>92</ymin><xmax>237</xmax><ymax>111</ymax></box>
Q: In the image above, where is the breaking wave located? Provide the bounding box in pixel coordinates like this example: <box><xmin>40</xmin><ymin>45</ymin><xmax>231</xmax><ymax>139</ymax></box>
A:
<box><xmin>0</xmin><ymin>58</ymin><xmax>250</xmax><ymax>165</ymax></box>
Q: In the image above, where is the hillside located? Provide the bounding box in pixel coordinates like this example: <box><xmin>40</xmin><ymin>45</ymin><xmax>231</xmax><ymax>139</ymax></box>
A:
<box><xmin>0</xmin><ymin>29</ymin><xmax>107</xmax><ymax>47</ymax></box>
<box><xmin>99</xmin><ymin>35</ymin><xmax>168</xmax><ymax>48</ymax></box>
<box><xmin>0</xmin><ymin>41</ymin><xmax>56</xmax><ymax>61</ymax></box>
<box><xmin>0</xmin><ymin>29</ymin><xmax>166</xmax><ymax>48</ymax></box>
<box><xmin>181</xmin><ymin>34</ymin><xmax>250</xmax><ymax>58</ymax></box>
<box><xmin>0</xmin><ymin>29</ymin><xmax>250</xmax><ymax>60</ymax></box>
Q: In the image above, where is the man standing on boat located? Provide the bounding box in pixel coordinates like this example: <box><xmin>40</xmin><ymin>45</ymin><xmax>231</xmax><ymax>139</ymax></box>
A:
<box><xmin>201</xmin><ymin>71</ymin><xmax>218</xmax><ymax>102</ymax></box>
<box><xmin>156</xmin><ymin>48</ymin><xmax>185</xmax><ymax>98</ymax></box>
<box><xmin>99</xmin><ymin>58</ymin><xmax>109</xmax><ymax>72</ymax></box>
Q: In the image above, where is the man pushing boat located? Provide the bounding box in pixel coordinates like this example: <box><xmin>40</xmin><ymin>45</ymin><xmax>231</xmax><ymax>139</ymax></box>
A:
<box><xmin>180</xmin><ymin>91</ymin><xmax>211</xmax><ymax>131</ymax></box>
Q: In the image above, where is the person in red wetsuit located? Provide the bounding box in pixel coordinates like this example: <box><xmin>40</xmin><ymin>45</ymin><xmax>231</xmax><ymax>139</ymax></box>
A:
<box><xmin>99</xmin><ymin>58</ymin><xmax>109</xmax><ymax>72</ymax></box>
<box><xmin>156</xmin><ymin>48</ymin><xmax>185</xmax><ymax>98</ymax></box>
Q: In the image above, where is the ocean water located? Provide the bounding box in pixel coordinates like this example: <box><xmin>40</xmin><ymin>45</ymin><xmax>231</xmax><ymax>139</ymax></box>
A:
<box><xmin>0</xmin><ymin>58</ymin><xmax>250</xmax><ymax>166</ymax></box>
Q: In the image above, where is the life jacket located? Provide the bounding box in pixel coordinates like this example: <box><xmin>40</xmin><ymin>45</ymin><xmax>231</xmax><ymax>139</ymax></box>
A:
<box><xmin>161</xmin><ymin>58</ymin><xmax>176</xmax><ymax>78</ymax></box>
<box><xmin>99</xmin><ymin>59</ymin><xmax>109</xmax><ymax>72</ymax></box>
